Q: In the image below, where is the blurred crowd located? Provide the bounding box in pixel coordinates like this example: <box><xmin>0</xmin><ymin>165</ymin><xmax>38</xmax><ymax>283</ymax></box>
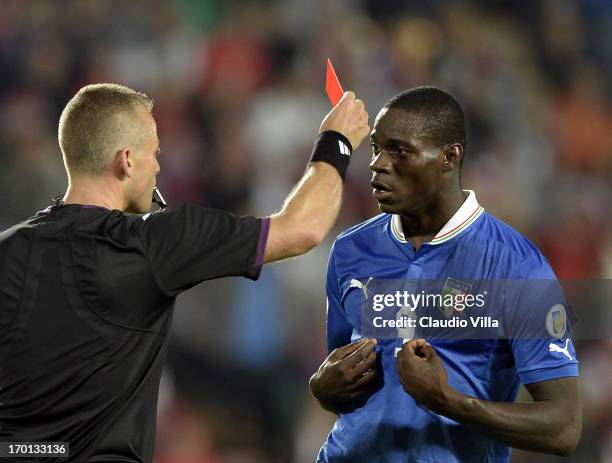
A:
<box><xmin>0</xmin><ymin>0</ymin><xmax>611</xmax><ymax>461</ymax></box>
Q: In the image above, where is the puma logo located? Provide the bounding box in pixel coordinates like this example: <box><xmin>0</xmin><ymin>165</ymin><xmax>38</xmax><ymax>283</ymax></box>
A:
<box><xmin>548</xmin><ymin>339</ymin><xmax>573</xmax><ymax>361</ymax></box>
<box><xmin>349</xmin><ymin>277</ymin><xmax>373</xmax><ymax>299</ymax></box>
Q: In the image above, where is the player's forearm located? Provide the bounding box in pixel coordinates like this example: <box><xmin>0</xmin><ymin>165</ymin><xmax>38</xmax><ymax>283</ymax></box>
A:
<box><xmin>265</xmin><ymin>162</ymin><xmax>341</xmax><ymax>262</ymax></box>
<box><xmin>436</xmin><ymin>387</ymin><xmax>580</xmax><ymax>456</ymax></box>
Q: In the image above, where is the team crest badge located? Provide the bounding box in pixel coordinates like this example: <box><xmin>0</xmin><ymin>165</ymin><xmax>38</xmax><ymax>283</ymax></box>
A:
<box><xmin>546</xmin><ymin>304</ymin><xmax>567</xmax><ymax>339</ymax></box>
<box><xmin>439</xmin><ymin>277</ymin><xmax>472</xmax><ymax>318</ymax></box>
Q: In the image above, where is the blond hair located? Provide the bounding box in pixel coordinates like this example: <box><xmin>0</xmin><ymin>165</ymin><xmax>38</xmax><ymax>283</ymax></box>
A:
<box><xmin>58</xmin><ymin>83</ymin><xmax>153</xmax><ymax>177</ymax></box>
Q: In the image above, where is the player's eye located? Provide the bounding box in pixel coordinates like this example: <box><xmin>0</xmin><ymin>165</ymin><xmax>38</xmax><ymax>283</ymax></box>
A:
<box><xmin>370</xmin><ymin>143</ymin><xmax>381</xmax><ymax>155</ymax></box>
<box><xmin>389</xmin><ymin>147</ymin><xmax>408</xmax><ymax>159</ymax></box>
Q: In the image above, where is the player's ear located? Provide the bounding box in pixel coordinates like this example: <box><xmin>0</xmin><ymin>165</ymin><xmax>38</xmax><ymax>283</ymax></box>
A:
<box><xmin>115</xmin><ymin>148</ymin><xmax>133</xmax><ymax>180</ymax></box>
<box><xmin>442</xmin><ymin>144</ymin><xmax>462</xmax><ymax>173</ymax></box>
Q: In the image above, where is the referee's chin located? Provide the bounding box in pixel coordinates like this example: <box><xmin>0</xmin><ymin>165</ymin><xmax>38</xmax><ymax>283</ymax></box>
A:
<box><xmin>125</xmin><ymin>198</ymin><xmax>153</xmax><ymax>215</ymax></box>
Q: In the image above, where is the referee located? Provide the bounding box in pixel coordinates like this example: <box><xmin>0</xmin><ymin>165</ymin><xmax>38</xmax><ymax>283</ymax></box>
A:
<box><xmin>0</xmin><ymin>83</ymin><xmax>369</xmax><ymax>461</ymax></box>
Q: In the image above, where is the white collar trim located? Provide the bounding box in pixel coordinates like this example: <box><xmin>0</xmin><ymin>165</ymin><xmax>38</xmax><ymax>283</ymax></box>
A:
<box><xmin>391</xmin><ymin>190</ymin><xmax>483</xmax><ymax>245</ymax></box>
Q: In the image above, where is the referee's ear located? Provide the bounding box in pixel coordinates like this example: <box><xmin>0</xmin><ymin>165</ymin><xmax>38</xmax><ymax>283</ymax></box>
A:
<box><xmin>441</xmin><ymin>144</ymin><xmax>462</xmax><ymax>173</ymax></box>
<box><xmin>115</xmin><ymin>148</ymin><xmax>133</xmax><ymax>180</ymax></box>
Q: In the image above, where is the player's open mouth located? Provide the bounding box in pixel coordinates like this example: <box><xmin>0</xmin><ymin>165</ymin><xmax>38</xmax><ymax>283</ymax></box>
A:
<box><xmin>371</xmin><ymin>181</ymin><xmax>393</xmax><ymax>200</ymax></box>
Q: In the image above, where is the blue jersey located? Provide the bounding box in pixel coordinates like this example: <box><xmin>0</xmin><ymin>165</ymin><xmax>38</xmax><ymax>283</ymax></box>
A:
<box><xmin>318</xmin><ymin>191</ymin><xmax>579</xmax><ymax>463</ymax></box>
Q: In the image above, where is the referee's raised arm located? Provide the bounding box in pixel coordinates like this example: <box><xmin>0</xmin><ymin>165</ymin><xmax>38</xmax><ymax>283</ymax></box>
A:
<box><xmin>0</xmin><ymin>83</ymin><xmax>368</xmax><ymax>461</ymax></box>
<box><xmin>264</xmin><ymin>91</ymin><xmax>370</xmax><ymax>263</ymax></box>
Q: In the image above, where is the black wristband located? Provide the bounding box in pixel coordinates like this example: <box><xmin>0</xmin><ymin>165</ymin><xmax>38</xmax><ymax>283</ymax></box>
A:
<box><xmin>309</xmin><ymin>130</ymin><xmax>353</xmax><ymax>181</ymax></box>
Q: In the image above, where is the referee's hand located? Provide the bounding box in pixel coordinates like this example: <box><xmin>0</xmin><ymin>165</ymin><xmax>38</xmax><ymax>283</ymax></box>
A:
<box><xmin>319</xmin><ymin>91</ymin><xmax>370</xmax><ymax>151</ymax></box>
<box><xmin>309</xmin><ymin>338</ymin><xmax>381</xmax><ymax>414</ymax></box>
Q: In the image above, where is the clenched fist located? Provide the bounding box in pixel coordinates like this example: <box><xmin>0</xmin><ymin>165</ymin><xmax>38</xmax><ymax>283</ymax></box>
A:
<box><xmin>396</xmin><ymin>339</ymin><xmax>451</xmax><ymax>414</ymax></box>
<box><xmin>319</xmin><ymin>91</ymin><xmax>370</xmax><ymax>151</ymax></box>
<box><xmin>309</xmin><ymin>338</ymin><xmax>381</xmax><ymax>414</ymax></box>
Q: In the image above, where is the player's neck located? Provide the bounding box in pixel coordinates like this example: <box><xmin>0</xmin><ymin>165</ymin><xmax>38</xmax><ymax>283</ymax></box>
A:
<box><xmin>62</xmin><ymin>176</ymin><xmax>124</xmax><ymax>211</ymax></box>
<box><xmin>400</xmin><ymin>188</ymin><xmax>467</xmax><ymax>252</ymax></box>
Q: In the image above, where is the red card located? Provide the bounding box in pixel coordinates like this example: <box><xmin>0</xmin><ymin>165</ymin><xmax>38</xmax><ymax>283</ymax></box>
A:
<box><xmin>325</xmin><ymin>58</ymin><xmax>344</xmax><ymax>107</ymax></box>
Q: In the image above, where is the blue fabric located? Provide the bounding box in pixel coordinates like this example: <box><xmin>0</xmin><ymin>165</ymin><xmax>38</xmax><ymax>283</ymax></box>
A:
<box><xmin>318</xmin><ymin>211</ymin><xmax>579</xmax><ymax>463</ymax></box>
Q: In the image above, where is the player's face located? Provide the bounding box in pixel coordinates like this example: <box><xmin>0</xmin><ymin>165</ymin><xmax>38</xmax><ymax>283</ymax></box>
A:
<box><xmin>369</xmin><ymin>107</ymin><xmax>446</xmax><ymax>215</ymax></box>
<box><xmin>124</xmin><ymin>109</ymin><xmax>160</xmax><ymax>214</ymax></box>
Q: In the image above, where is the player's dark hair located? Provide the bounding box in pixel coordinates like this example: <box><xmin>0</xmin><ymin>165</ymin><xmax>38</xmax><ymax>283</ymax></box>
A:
<box><xmin>385</xmin><ymin>86</ymin><xmax>467</xmax><ymax>168</ymax></box>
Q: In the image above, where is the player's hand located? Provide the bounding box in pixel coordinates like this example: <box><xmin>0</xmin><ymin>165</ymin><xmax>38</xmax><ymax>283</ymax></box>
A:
<box><xmin>309</xmin><ymin>338</ymin><xmax>381</xmax><ymax>414</ymax></box>
<box><xmin>319</xmin><ymin>91</ymin><xmax>370</xmax><ymax>151</ymax></box>
<box><xmin>396</xmin><ymin>339</ymin><xmax>452</xmax><ymax>413</ymax></box>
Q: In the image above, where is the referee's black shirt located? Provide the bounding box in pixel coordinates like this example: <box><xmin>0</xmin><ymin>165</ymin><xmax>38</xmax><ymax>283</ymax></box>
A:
<box><xmin>0</xmin><ymin>203</ymin><xmax>268</xmax><ymax>462</ymax></box>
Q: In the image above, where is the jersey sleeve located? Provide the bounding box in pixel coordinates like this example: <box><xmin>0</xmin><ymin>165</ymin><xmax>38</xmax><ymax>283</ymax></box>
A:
<box><xmin>139</xmin><ymin>204</ymin><xmax>269</xmax><ymax>296</ymax></box>
<box><xmin>326</xmin><ymin>244</ymin><xmax>353</xmax><ymax>354</ymax></box>
<box><xmin>505</xmin><ymin>252</ymin><xmax>579</xmax><ymax>385</ymax></box>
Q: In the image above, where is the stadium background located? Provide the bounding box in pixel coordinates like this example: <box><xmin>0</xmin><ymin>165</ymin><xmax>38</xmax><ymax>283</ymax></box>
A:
<box><xmin>0</xmin><ymin>0</ymin><xmax>610</xmax><ymax>461</ymax></box>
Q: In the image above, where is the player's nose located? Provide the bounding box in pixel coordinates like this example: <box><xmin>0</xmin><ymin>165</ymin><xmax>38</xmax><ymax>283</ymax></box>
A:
<box><xmin>370</xmin><ymin>151</ymin><xmax>391</xmax><ymax>174</ymax></box>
